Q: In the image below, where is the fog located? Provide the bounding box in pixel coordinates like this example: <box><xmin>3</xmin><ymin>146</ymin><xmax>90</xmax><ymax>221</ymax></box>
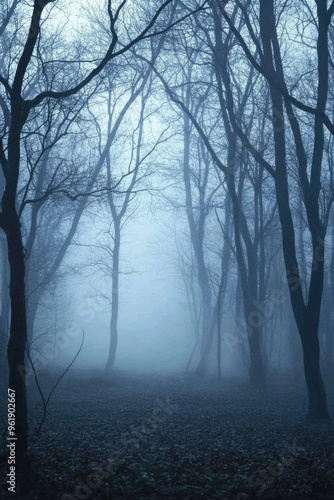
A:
<box><xmin>39</xmin><ymin>205</ymin><xmax>238</xmax><ymax>374</ymax></box>
<box><xmin>68</xmin><ymin>214</ymin><xmax>194</xmax><ymax>372</ymax></box>
<box><xmin>1</xmin><ymin>1</ymin><xmax>334</xmax><ymax>498</ymax></box>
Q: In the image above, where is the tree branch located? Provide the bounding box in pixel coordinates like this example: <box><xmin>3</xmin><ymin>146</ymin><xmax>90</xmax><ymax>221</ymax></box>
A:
<box><xmin>27</xmin><ymin>0</ymin><xmax>182</xmax><ymax>108</ymax></box>
<box><xmin>219</xmin><ymin>3</ymin><xmax>334</xmax><ymax>136</ymax></box>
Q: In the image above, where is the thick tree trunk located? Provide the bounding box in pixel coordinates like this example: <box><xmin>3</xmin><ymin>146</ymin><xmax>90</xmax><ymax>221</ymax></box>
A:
<box><xmin>258</xmin><ymin>0</ymin><xmax>330</xmax><ymax>418</ymax></box>
<box><xmin>244</xmin><ymin>299</ymin><xmax>266</xmax><ymax>388</ymax></box>
<box><xmin>298</xmin><ymin>229</ymin><xmax>327</xmax><ymax>420</ymax></box>
<box><xmin>284</xmin><ymin>235</ymin><xmax>330</xmax><ymax>420</ymax></box>
<box><xmin>1</xmin><ymin>113</ymin><xmax>29</xmax><ymax>464</ymax></box>
<box><xmin>284</xmin><ymin>224</ymin><xmax>329</xmax><ymax>418</ymax></box>
<box><xmin>0</xmin><ymin>232</ymin><xmax>9</xmax><ymax>386</ymax></box>
<box><xmin>326</xmin><ymin>221</ymin><xmax>334</xmax><ymax>377</ymax></box>
<box><xmin>248</xmin><ymin>247</ymin><xmax>266</xmax><ymax>388</ymax></box>
<box><xmin>5</xmin><ymin>210</ymin><xmax>28</xmax><ymax>461</ymax></box>
<box><xmin>303</xmin><ymin>357</ymin><xmax>328</xmax><ymax>420</ymax></box>
<box><xmin>301</xmin><ymin>313</ymin><xmax>330</xmax><ymax>420</ymax></box>
<box><xmin>239</xmin><ymin>245</ymin><xmax>266</xmax><ymax>388</ymax></box>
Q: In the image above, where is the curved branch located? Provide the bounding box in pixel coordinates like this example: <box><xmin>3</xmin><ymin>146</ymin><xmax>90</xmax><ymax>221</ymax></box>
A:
<box><xmin>27</xmin><ymin>0</ymin><xmax>180</xmax><ymax>109</ymax></box>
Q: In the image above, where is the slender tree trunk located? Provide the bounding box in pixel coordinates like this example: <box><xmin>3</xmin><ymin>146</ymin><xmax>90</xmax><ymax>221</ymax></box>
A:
<box><xmin>182</xmin><ymin>106</ymin><xmax>212</xmax><ymax>375</ymax></box>
<box><xmin>195</xmin><ymin>267</ymin><xmax>212</xmax><ymax>375</ymax></box>
<box><xmin>210</xmin><ymin>5</ymin><xmax>266</xmax><ymax>387</ymax></box>
<box><xmin>216</xmin><ymin>192</ymin><xmax>232</xmax><ymax>379</ymax></box>
<box><xmin>198</xmin><ymin>198</ymin><xmax>231</xmax><ymax>379</ymax></box>
<box><xmin>233</xmin><ymin>204</ymin><xmax>266</xmax><ymax>388</ymax></box>
<box><xmin>277</xmin><ymin>302</ymin><xmax>283</xmax><ymax>368</ymax></box>
<box><xmin>289</xmin><ymin>306</ymin><xmax>302</xmax><ymax>378</ymax></box>
<box><xmin>184</xmin><ymin>260</ymin><xmax>201</xmax><ymax>372</ymax></box>
<box><xmin>105</xmin><ymin>221</ymin><xmax>120</xmax><ymax>373</ymax></box>
<box><xmin>217</xmin><ymin>284</ymin><xmax>222</xmax><ymax>380</ymax></box>
<box><xmin>235</xmin><ymin>275</ymin><xmax>246</xmax><ymax>366</ymax></box>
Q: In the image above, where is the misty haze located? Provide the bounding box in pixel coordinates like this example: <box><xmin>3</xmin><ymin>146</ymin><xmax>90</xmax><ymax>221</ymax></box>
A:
<box><xmin>0</xmin><ymin>1</ymin><xmax>334</xmax><ymax>499</ymax></box>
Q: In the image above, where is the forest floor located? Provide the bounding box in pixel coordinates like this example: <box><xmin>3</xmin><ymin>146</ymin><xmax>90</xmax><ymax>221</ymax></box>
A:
<box><xmin>0</xmin><ymin>370</ymin><xmax>334</xmax><ymax>499</ymax></box>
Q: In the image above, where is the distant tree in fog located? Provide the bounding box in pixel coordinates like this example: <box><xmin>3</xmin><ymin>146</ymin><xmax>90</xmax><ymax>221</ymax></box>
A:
<box><xmin>149</xmin><ymin>9</ymin><xmax>279</xmax><ymax>388</ymax></box>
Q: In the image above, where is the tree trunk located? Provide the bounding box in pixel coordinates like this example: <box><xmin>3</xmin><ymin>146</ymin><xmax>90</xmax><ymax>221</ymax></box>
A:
<box><xmin>248</xmin><ymin>332</ymin><xmax>265</xmax><ymax>387</ymax></box>
<box><xmin>217</xmin><ymin>284</ymin><xmax>222</xmax><ymax>380</ymax></box>
<box><xmin>196</xmin><ymin>300</ymin><xmax>219</xmax><ymax>376</ymax></box>
<box><xmin>237</xmin><ymin>239</ymin><xmax>266</xmax><ymax>388</ymax></box>
<box><xmin>181</xmin><ymin>77</ymin><xmax>213</xmax><ymax>376</ymax></box>
<box><xmin>217</xmin><ymin>192</ymin><xmax>232</xmax><ymax>380</ymax></box>
<box><xmin>2</xmin><ymin>116</ymin><xmax>29</xmax><ymax>464</ymax></box>
<box><xmin>244</xmin><ymin>299</ymin><xmax>266</xmax><ymax>388</ymax></box>
<box><xmin>0</xmin><ymin>231</ymin><xmax>9</xmax><ymax>386</ymax></box>
<box><xmin>327</xmin><ymin>221</ymin><xmax>334</xmax><ymax>377</ymax></box>
<box><xmin>259</xmin><ymin>0</ymin><xmax>330</xmax><ymax>418</ymax></box>
<box><xmin>301</xmin><ymin>312</ymin><xmax>330</xmax><ymax>419</ymax></box>
<box><xmin>5</xmin><ymin>210</ymin><xmax>28</xmax><ymax>461</ymax></box>
<box><xmin>105</xmin><ymin>221</ymin><xmax>120</xmax><ymax>373</ymax></box>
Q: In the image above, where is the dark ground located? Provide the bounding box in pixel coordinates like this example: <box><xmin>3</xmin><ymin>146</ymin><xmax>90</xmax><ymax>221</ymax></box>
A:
<box><xmin>1</xmin><ymin>370</ymin><xmax>334</xmax><ymax>499</ymax></box>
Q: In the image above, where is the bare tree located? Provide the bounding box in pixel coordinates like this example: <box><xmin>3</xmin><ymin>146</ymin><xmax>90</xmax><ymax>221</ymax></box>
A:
<box><xmin>215</xmin><ymin>0</ymin><xmax>334</xmax><ymax>418</ymax></box>
<box><xmin>148</xmin><ymin>13</ymin><xmax>279</xmax><ymax>386</ymax></box>
<box><xmin>0</xmin><ymin>0</ymin><xmax>207</xmax><ymax>465</ymax></box>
